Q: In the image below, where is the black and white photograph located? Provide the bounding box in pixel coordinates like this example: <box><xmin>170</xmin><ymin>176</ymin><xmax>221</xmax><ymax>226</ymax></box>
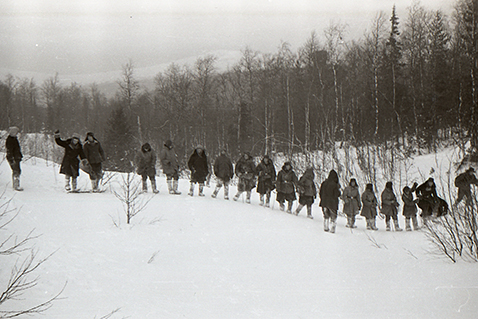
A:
<box><xmin>1</xmin><ymin>0</ymin><xmax>478</xmax><ymax>317</ymax></box>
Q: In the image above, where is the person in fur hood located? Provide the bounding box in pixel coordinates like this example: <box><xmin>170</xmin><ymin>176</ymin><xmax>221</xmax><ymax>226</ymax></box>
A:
<box><xmin>233</xmin><ymin>152</ymin><xmax>256</xmax><ymax>203</ymax></box>
<box><xmin>275</xmin><ymin>161</ymin><xmax>298</xmax><ymax>213</ymax></box>
<box><xmin>295</xmin><ymin>167</ymin><xmax>317</xmax><ymax>219</ymax></box>
<box><xmin>134</xmin><ymin>143</ymin><xmax>159</xmax><ymax>194</ymax></box>
<box><xmin>255</xmin><ymin>155</ymin><xmax>276</xmax><ymax>207</ymax></box>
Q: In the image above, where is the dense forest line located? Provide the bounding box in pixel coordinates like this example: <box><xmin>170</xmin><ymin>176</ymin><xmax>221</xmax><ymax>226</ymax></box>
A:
<box><xmin>1</xmin><ymin>0</ymin><xmax>477</xmax><ymax>171</ymax></box>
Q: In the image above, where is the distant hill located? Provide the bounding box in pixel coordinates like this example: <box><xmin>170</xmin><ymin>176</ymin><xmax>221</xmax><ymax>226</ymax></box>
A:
<box><xmin>0</xmin><ymin>50</ymin><xmax>243</xmax><ymax>98</ymax></box>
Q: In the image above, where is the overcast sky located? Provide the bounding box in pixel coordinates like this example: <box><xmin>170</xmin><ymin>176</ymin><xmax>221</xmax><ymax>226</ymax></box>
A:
<box><xmin>0</xmin><ymin>0</ymin><xmax>454</xmax><ymax>83</ymax></box>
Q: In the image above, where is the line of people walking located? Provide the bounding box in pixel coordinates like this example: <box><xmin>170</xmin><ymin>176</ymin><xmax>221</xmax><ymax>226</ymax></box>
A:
<box><xmin>4</xmin><ymin>129</ymin><xmax>478</xmax><ymax>234</ymax></box>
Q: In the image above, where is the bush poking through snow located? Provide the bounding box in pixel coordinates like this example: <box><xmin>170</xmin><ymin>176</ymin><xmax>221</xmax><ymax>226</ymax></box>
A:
<box><xmin>113</xmin><ymin>172</ymin><xmax>153</xmax><ymax>224</ymax></box>
<box><xmin>423</xmin><ymin>165</ymin><xmax>478</xmax><ymax>263</ymax></box>
<box><xmin>425</xmin><ymin>201</ymin><xmax>478</xmax><ymax>263</ymax></box>
<box><xmin>0</xmin><ymin>191</ymin><xmax>64</xmax><ymax>317</ymax></box>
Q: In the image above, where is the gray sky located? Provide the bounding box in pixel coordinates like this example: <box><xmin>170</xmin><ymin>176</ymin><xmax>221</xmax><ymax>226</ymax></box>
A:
<box><xmin>0</xmin><ymin>0</ymin><xmax>454</xmax><ymax>83</ymax></box>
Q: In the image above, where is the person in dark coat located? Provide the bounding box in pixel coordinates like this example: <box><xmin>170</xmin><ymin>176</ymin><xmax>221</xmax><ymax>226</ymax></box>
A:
<box><xmin>402</xmin><ymin>182</ymin><xmax>419</xmax><ymax>231</ymax></box>
<box><xmin>361</xmin><ymin>183</ymin><xmax>378</xmax><ymax>230</ymax></box>
<box><xmin>415</xmin><ymin>178</ymin><xmax>438</xmax><ymax>221</ymax></box>
<box><xmin>134</xmin><ymin>143</ymin><xmax>159</xmax><ymax>193</ymax></box>
<box><xmin>454</xmin><ymin>167</ymin><xmax>478</xmax><ymax>206</ymax></box>
<box><xmin>276</xmin><ymin>161</ymin><xmax>298</xmax><ymax>213</ymax></box>
<box><xmin>319</xmin><ymin>169</ymin><xmax>341</xmax><ymax>233</ymax></box>
<box><xmin>5</xmin><ymin>126</ymin><xmax>23</xmax><ymax>191</ymax></box>
<box><xmin>380</xmin><ymin>181</ymin><xmax>402</xmax><ymax>231</ymax></box>
<box><xmin>211</xmin><ymin>149</ymin><xmax>234</xmax><ymax>200</ymax></box>
<box><xmin>255</xmin><ymin>155</ymin><xmax>276</xmax><ymax>207</ymax></box>
<box><xmin>83</xmin><ymin>132</ymin><xmax>105</xmax><ymax>192</ymax></box>
<box><xmin>187</xmin><ymin>145</ymin><xmax>209</xmax><ymax>196</ymax></box>
<box><xmin>160</xmin><ymin>139</ymin><xmax>181</xmax><ymax>195</ymax></box>
<box><xmin>54</xmin><ymin>130</ymin><xmax>87</xmax><ymax>192</ymax></box>
<box><xmin>295</xmin><ymin>167</ymin><xmax>316</xmax><ymax>219</ymax></box>
<box><xmin>342</xmin><ymin>178</ymin><xmax>361</xmax><ymax>228</ymax></box>
<box><xmin>233</xmin><ymin>153</ymin><xmax>256</xmax><ymax>203</ymax></box>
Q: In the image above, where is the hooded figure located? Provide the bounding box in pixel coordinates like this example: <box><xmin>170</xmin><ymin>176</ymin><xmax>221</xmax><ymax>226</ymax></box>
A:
<box><xmin>415</xmin><ymin>178</ymin><xmax>438</xmax><ymax>219</ymax></box>
<box><xmin>134</xmin><ymin>143</ymin><xmax>159</xmax><ymax>193</ymax></box>
<box><xmin>275</xmin><ymin>161</ymin><xmax>298</xmax><ymax>213</ymax></box>
<box><xmin>454</xmin><ymin>167</ymin><xmax>478</xmax><ymax>205</ymax></box>
<box><xmin>342</xmin><ymin>178</ymin><xmax>361</xmax><ymax>228</ymax></box>
<box><xmin>380</xmin><ymin>181</ymin><xmax>402</xmax><ymax>231</ymax></box>
<box><xmin>402</xmin><ymin>182</ymin><xmax>419</xmax><ymax>231</ymax></box>
<box><xmin>211</xmin><ymin>149</ymin><xmax>234</xmax><ymax>200</ymax></box>
<box><xmin>361</xmin><ymin>183</ymin><xmax>378</xmax><ymax>230</ymax></box>
<box><xmin>255</xmin><ymin>155</ymin><xmax>277</xmax><ymax>207</ymax></box>
<box><xmin>187</xmin><ymin>145</ymin><xmax>209</xmax><ymax>196</ymax></box>
<box><xmin>319</xmin><ymin>169</ymin><xmax>341</xmax><ymax>233</ymax></box>
<box><xmin>55</xmin><ymin>130</ymin><xmax>87</xmax><ymax>192</ymax></box>
<box><xmin>5</xmin><ymin>126</ymin><xmax>23</xmax><ymax>191</ymax></box>
<box><xmin>233</xmin><ymin>152</ymin><xmax>256</xmax><ymax>203</ymax></box>
<box><xmin>295</xmin><ymin>167</ymin><xmax>317</xmax><ymax>219</ymax></box>
<box><xmin>83</xmin><ymin>132</ymin><xmax>105</xmax><ymax>192</ymax></box>
<box><xmin>160</xmin><ymin>139</ymin><xmax>181</xmax><ymax>195</ymax></box>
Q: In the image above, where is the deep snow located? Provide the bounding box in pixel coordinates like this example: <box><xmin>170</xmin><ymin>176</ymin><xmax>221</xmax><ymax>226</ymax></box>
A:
<box><xmin>1</xmin><ymin>150</ymin><xmax>477</xmax><ymax>319</ymax></box>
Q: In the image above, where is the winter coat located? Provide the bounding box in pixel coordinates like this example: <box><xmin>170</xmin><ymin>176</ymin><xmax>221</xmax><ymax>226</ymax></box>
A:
<box><xmin>416</xmin><ymin>179</ymin><xmax>438</xmax><ymax>210</ymax></box>
<box><xmin>135</xmin><ymin>146</ymin><xmax>157</xmax><ymax>177</ymax></box>
<box><xmin>402</xmin><ymin>191</ymin><xmax>418</xmax><ymax>217</ymax></box>
<box><xmin>455</xmin><ymin>171</ymin><xmax>478</xmax><ymax>190</ymax></box>
<box><xmin>297</xmin><ymin>169</ymin><xmax>317</xmax><ymax>197</ymax></box>
<box><xmin>360</xmin><ymin>189</ymin><xmax>378</xmax><ymax>219</ymax></box>
<box><xmin>6</xmin><ymin>136</ymin><xmax>22</xmax><ymax>163</ymax></box>
<box><xmin>55</xmin><ymin>137</ymin><xmax>86</xmax><ymax>177</ymax></box>
<box><xmin>276</xmin><ymin>166</ymin><xmax>298</xmax><ymax>195</ymax></box>
<box><xmin>160</xmin><ymin>145</ymin><xmax>179</xmax><ymax>176</ymax></box>
<box><xmin>381</xmin><ymin>187</ymin><xmax>399</xmax><ymax>216</ymax></box>
<box><xmin>188</xmin><ymin>149</ymin><xmax>209</xmax><ymax>183</ymax></box>
<box><xmin>342</xmin><ymin>185</ymin><xmax>361</xmax><ymax>216</ymax></box>
<box><xmin>256</xmin><ymin>159</ymin><xmax>276</xmax><ymax>194</ymax></box>
<box><xmin>83</xmin><ymin>140</ymin><xmax>105</xmax><ymax>164</ymax></box>
<box><xmin>235</xmin><ymin>155</ymin><xmax>256</xmax><ymax>179</ymax></box>
<box><xmin>319</xmin><ymin>170</ymin><xmax>341</xmax><ymax>211</ymax></box>
<box><xmin>235</xmin><ymin>154</ymin><xmax>256</xmax><ymax>192</ymax></box>
<box><xmin>213</xmin><ymin>154</ymin><xmax>234</xmax><ymax>182</ymax></box>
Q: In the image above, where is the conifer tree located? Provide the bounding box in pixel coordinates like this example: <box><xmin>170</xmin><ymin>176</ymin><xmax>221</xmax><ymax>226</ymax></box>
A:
<box><xmin>104</xmin><ymin>104</ymin><xmax>135</xmax><ymax>172</ymax></box>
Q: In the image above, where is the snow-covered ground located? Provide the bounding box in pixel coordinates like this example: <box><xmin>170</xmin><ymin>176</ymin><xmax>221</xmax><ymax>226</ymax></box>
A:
<box><xmin>1</xmin><ymin>149</ymin><xmax>477</xmax><ymax>318</ymax></box>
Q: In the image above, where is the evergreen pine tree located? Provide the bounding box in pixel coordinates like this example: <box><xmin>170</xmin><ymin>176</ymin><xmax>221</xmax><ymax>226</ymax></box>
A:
<box><xmin>104</xmin><ymin>105</ymin><xmax>135</xmax><ymax>172</ymax></box>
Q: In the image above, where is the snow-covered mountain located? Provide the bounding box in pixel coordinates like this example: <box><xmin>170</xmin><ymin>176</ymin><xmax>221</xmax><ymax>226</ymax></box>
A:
<box><xmin>1</xmin><ymin>147</ymin><xmax>477</xmax><ymax>318</ymax></box>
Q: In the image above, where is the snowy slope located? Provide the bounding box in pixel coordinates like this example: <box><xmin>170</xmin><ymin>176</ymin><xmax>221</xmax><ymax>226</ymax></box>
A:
<box><xmin>0</xmin><ymin>152</ymin><xmax>477</xmax><ymax>319</ymax></box>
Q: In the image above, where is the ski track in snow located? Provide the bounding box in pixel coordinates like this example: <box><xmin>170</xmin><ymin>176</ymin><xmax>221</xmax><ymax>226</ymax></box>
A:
<box><xmin>0</xmin><ymin>150</ymin><xmax>478</xmax><ymax>319</ymax></box>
